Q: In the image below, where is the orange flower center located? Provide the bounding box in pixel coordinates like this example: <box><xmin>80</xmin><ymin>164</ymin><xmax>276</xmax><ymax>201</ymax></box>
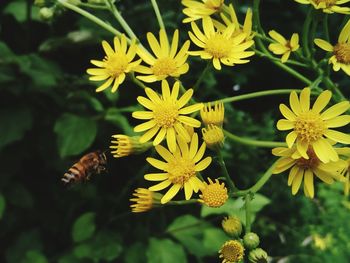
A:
<box><xmin>314</xmin><ymin>0</ymin><xmax>337</xmax><ymax>7</ymax></box>
<box><xmin>152</xmin><ymin>57</ymin><xmax>177</xmax><ymax>76</ymax></box>
<box><xmin>296</xmin><ymin>149</ymin><xmax>320</xmax><ymax>169</ymax></box>
<box><xmin>294</xmin><ymin>111</ymin><xmax>326</xmax><ymax>143</ymax></box>
<box><xmin>166</xmin><ymin>157</ymin><xmax>195</xmax><ymax>185</ymax></box>
<box><xmin>334</xmin><ymin>43</ymin><xmax>350</xmax><ymax>64</ymax></box>
<box><xmin>104</xmin><ymin>53</ymin><xmax>129</xmax><ymax>76</ymax></box>
<box><xmin>220</xmin><ymin>240</ymin><xmax>244</xmax><ymax>262</ymax></box>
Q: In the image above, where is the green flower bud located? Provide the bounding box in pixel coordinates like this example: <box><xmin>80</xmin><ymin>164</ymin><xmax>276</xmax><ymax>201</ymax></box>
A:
<box><xmin>248</xmin><ymin>248</ymin><xmax>268</xmax><ymax>263</ymax></box>
<box><xmin>243</xmin><ymin>232</ymin><xmax>260</xmax><ymax>250</ymax></box>
<box><xmin>221</xmin><ymin>216</ymin><xmax>243</xmax><ymax>237</ymax></box>
<box><xmin>39</xmin><ymin>7</ymin><xmax>54</xmax><ymax>21</ymax></box>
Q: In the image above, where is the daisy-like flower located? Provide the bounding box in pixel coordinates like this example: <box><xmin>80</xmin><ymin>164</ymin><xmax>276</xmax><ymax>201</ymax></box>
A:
<box><xmin>268</xmin><ymin>30</ymin><xmax>300</xmax><ymax>63</ymax></box>
<box><xmin>87</xmin><ymin>34</ymin><xmax>141</xmax><ymax>92</ymax></box>
<box><xmin>216</xmin><ymin>4</ymin><xmax>254</xmax><ymax>41</ymax></box>
<box><xmin>145</xmin><ymin>133</ymin><xmax>212</xmax><ymax>204</ymax></box>
<box><xmin>182</xmin><ymin>0</ymin><xmax>224</xmax><ymax>23</ymax></box>
<box><xmin>188</xmin><ymin>17</ymin><xmax>255</xmax><ymax>70</ymax></box>
<box><xmin>110</xmin><ymin>135</ymin><xmax>152</xmax><ymax>158</ymax></box>
<box><xmin>294</xmin><ymin>0</ymin><xmax>350</xmax><ymax>14</ymax></box>
<box><xmin>198</xmin><ymin>178</ymin><xmax>228</xmax><ymax>207</ymax></box>
<box><xmin>219</xmin><ymin>240</ymin><xmax>245</xmax><ymax>263</ymax></box>
<box><xmin>201</xmin><ymin>102</ymin><xmax>225</xmax><ymax>126</ymax></box>
<box><xmin>314</xmin><ymin>19</ymin><xmax>350</xmax><ymax>76</ymax></box>
<box><xmin>132</xmin><ymin>80</ymin><xmax>203</xmax><ymax>152</ymax></box>
<box><xmin>272</xmin><ymin>146</ymin><xmax>347</xmax><ymax>198</ymax></box>
<box><xmin>277</xmin><ymin>87</ymin><xmax>350</xmax><ymax>163</ymax></box>
<box><xmin>136</xmin><ymin>29</ymin><xmax>190</xmax><ymax>83</ymax></box>
<box><xmin>130</xmin><ymin>188</ymin><xmax>161</xmax><ymax>213</ymax></box>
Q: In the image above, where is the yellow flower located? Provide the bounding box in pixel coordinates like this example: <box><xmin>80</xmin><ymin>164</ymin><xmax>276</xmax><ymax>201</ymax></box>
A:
<box><xmin>87</xmin><ymin>35</ymin><xmax>141</xmax><ymax>92</ymax></box>
<box><xmin>132</xmin><ymin>80</ymin><xmax>203</xmax><ymax>152</ymax></box>
<box><xmin>136</xmin><ymin>29</ymin><xmax>190</xmax><ymax>83</ymax></box>
<box><xmin>201</xmin><ymin>101</ymin><xmax>225</xmax><ymax>126</ymax></box>
<box><xmin>312</xmin><ymin>234</ymin><xmax>333</xmax><ymax>250</ymax></box>
<box><xmin>198</xmin><ymin>178</ymin><xmax>228</xmax><ymax>207</ymax></box>
<box><xmin>219</xmin><ymin>240</ymin><xmax>244</xmax><ymax>263</ymax></box>
<box><xmin>130</xmin><ymin>188</ymin><xmax>161</xmax><ymax>213</ymax></box>
<box><xmin>277</xmin><ymin>87</ymin><xmax>350</xmax><ymax>163</ymax></box>
<box><xmin>268</xmin><ymin>30</ymin><xmax>299</xmax><ymax>63</ymax></box>
<box><xmin>202</xmin><ymin>125</ymin><xmax>225</xmax><ymax>150</ymax></box>
<box><xmin>221</xmin><ymin>216</ymin><xmax>242</xmax><ymax>237</ymax></box>
<box><xmin>314</xmin><ymin>19</ymin><xmax>350</xmax><ymax>76</ymax></box>
<box><xmin>272</xmin><ymin>146</ymin><xmax>347</xmax><ymax>198</ymax></box>
<box><xmin>217</xmin><ymin>4</ymin><xmax>254</xmax><ymax>41</ymax></box>
<box><xmin>110</xmin><ymin>134</ymin><xmax>152</xmax><ymax>158</ymax></box>
<box><xmin>182</xmin><ymin>0</ymin><xmax>224</xmax><ymax>23</ymax></box>
<box><xmin>188</xmin><ymin>17</ymin><xmax>254</xmax><ymax>70</ymax></box>
<box><xmin>294</xmin><ymin>0</ymin><xmax>350</xmax><ymax>14</ymax></box>
<box><xmin>145</xmin><ymin>133</ymin><xmax>212</xmax><ymax>204</ymax></box>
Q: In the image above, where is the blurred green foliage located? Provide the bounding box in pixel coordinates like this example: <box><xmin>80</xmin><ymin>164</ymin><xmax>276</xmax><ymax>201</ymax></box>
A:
<box><xmin>0</xmin><ymin>0</ymin><xmax>349</xmax><ymax>263</ymax></box>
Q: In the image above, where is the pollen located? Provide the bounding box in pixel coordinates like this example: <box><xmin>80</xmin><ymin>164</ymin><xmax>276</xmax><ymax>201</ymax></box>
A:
<box><xmin>153</xmin><ymin>103</ymin><xmax>179</xmax><ymax>128</ymax></box>
<box><xmin>166</xmin><ymin>157</ymin><xmax>196</xmax><ymax>185</ymax></box>
<box><xmin>104</xmin><ymin>53</ymin><xmax>129</xmax><ymax>77</ymax></box>
<box><xmin>294</xmin><ymin>111</ymin><xmax>326</xmax><ymax>143</ymax></box>
<box><xmin>334</xmin><ymin>43</ymin><xmax>350</xmax><ymax>64</ymax></box>
<box><xmin>219</xmin><ymin>240</ymin><xmax>245</xmax><ymax>263</ymax></box>
<box><xmin>151</xmin><ymin>57</ymin><xmax>178</xmax><ymax>76</ymax></box>
<box><xmin>296</xmin><ymin>148</ymin><xmax>320</xmax><ymax>169</ymax></box>
<box><xmin>199</xmin><ymin>178</ymin><xmax>228</xmax><ymax>207</ymax></box>
<box><xmin>205</xmin><ymin>34</ymin><xmax>232</xmax><ymax>59</ymax></box>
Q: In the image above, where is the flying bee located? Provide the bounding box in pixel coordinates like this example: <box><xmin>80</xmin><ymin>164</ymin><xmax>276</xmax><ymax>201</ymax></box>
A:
<box><xmin>62</xmin><ymin>150</ymin><xmax>107</xmax><ymax>184</ymax></box>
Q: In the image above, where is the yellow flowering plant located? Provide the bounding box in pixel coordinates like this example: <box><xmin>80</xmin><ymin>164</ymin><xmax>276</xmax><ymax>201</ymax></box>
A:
<box><xmin>51</xmin><ymin>0</ymin><xmax>350</xmax><ymax>261</ymax></box>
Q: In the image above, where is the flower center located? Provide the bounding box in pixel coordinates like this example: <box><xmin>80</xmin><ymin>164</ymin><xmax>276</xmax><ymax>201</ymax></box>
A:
<box><xmin>334</xmin><ymin>43</ymin><xmax>350</xmax><ymax>64</ymax></box>
<box><xmin>200</xmin><ymin>180</ymin><xmax>228</xmax><ymax>207</ymax></box>
<box><xmin>104</xmin><ymin>53</ymin><xmax>129</xmax><ymax>76</ymax></box>
<box><xmin>205</xmin><ymin>34</ymin><xmax>232</xmax><ymax>58</ymax></box>
<box><xmin>314</xmin><ymin>0</ymin><xmax>337</xmax><ymax>7</ymax></box>
<box><xmin>296</xmin><ymin>149</ymin><xmax>320</xmax><ymax>169</ymax></box>
<box><xmin>166</xmin><ymin>157</ymin><xmax>196</xmax><ymax>185</ymax></box>
<box><xmin>153</xmin><ymin>102</ymin><xmax>179</xmax><ymax>128</ymax></box>
<box><xmin>220</xmin><ymin>240</ymin><xmax>244</xmax><ymax>262</ymax></box>
<box><xmin>294</xmin><ymin>111</ymin><xmax>326</xmax><ymax>143</ymax></box>
<box><xmin>151</xmin><ymin>57</ymin><xmax>177</xmax><ymax>76</ymax></box>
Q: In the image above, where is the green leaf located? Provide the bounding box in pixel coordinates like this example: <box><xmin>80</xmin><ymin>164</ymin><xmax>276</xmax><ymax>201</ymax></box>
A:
<box><xmin>202</xmin><ymin>228</ymin><xmax>228</xmax><ymax>254</ymax></box>
<box><xmin>0</xmin><ymin>41</ymin><xmax>13</xmax><ymax>57</ymax></box>
<box><xmin>73</xmin><ymin>244</ymin><xmax>91</xmax><ymax>259</ymax></box>
<box><xmin>4</xmin><ymin>1</ymin><xmax>39</xmax><ymax>22</ymax></box>
<box><xmin>167</xmin><ymin>215</ymin><xmax>210</xmax><ymax>257</ymax></box>
<box><xmin>8</xmin><ymin>184</ymin><xmax>34</xmax><ymax>209</ymax></box>
<box><xmin>201</xmin><ymin>194</ymin><xmax>270</xmax><ymax>224</ymax></box>
<box><xmin>0</xmin><ymin>194</ymin><xmax>5</xmax><ymax>219</ymax></box>
<box><xmin>147</xmin><ymin>238</ymin><xmax>187</xmax><ymax>263</ymax></box>
<box><xmin>21</xmin><ymin>250</ymin><xmax>48</xmax><ymax>263</ymax></box>
<box><xmin>72</xmin><ymin>212</ymin><xmax>96</xmax><ymax>243</ymax></box>
<box><xmin>105</xmin><ymin>108</ymin><xmax>134</xmax><ymax>135</ymax></box>
<box><xmin>0</xmin><ymin>108</ymin><xmax>32</xmax><ymax>150</ymax></box>
<box><xmin>54</xmin><ymin>114</ymin><xmax>97</xmax><ymax>158</ymax></box>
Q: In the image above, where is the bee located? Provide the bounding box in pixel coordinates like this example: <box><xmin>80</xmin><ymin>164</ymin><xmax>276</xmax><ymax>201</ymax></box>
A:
<box><xmin>62</xmin><ymin>150</ymin><xmax>107</xmax><ymax>184</ymax></box>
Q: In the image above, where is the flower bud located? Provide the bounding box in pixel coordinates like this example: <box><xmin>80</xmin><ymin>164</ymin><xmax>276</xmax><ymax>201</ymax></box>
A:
<box><xmin>200</xmin><ymin>102</ymin><xmax>225</xmax><ymax>127</ymax></box>
<box><xmin>248</xmin><ymin>248</ymin><xmax>268</xmax><ymax>263</ymax></box>
<box><xmin>110</xmin><ymin>135</ymin><xmax>152</xmax><ymax>158</ymax></box>
<box><xmin>221</xmin><ymin>216</ymin><xmax>242</xmax><ymax>238</ymax></box>
<box><xmin>129</xmin><ymin>188</ymin><xmax>162</xmax><ymax>213</ymax></box>
<box><xmin>39</xmin><ymin>7</ymin><xmax>54</xmax><ymax>21</ymax></box>
<box><xmin>243</xmin><ymin>232</ymin><xmax>260</xmax><ymax>250</ymax></box>
<box><xmin>202</xmin><ymin>124</ymin><xmax>224</xmax><ymax>150</ymax></box>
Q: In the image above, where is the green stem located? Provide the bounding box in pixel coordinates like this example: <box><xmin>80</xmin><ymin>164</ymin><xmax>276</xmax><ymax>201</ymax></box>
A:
<box><xmin>58</xmin><ymin>0</ymin><xmax>122</xmax><ymax>36</ymax></box>
<box><xmin>323</xmin><ymin>14</ymin><xmax>330</xmax><ymax>42</ymax></box>
<box><xmin>233</xmin><ymin>161</ymin><xmax>278</xmax><ymax>197</ymax></box>
<box><xmin>302</xmin><ymin>7</ymin><xmax>313</xmax><ymax>58</ymax></box>
<box><xmin>253</xmin><ymin>0</ymin><xmax>265</xmax><ymax>35</ymax></box>
<box><xmin>168</xmin><ymin>199</ymin><xmax>198</xmax><ymax>205</ymax></box>
<box><xmin>79</xmin><ymin>2</ymin><xmax>108</xmax><ymax>9</ymax></box>
<box><xmin>245</xmin><ymin>194</ymin><xmax>252</xmax><ymax>232</ymax></box>
<box><xmin>193</xmin><ymin>62</ymin><xmax>211</xmax><ymax>90</ymax></box>
<box><xmin>129</xmin><ymin>72</ymin><xmax>147</xmax><ymax>89</ymax></box>
<box><xmin>324</xmin><ymin>77</ymin><xmax>346</xmax><ymax>102</ymax></box>
<box><xmin>224</xmin><ymin>130</ymin><xmax>287</xmax><ymax>148</ymax></box>
<box><xmin>104</xmin><ymin>0</ymin><xmax>139</xmax><ymax>41</ymax></box>
<box><xmin>217</xmin><ymin>151</ymin><xmax>237</xmax><ymax>192</ymax></box>
<box><xmin>208</xmin><ymin>89</ymin><xmax>299</xmax><ymax>104</ymax></box>
<box><xmin>253</xmin><ymin>49</ymin><xmax>308</xmax><ymax>68</ymax></box>
<box><xmin>150</xmin><ymin>0</ymin><xmax>165</xmax><ymax>31</ymax></box>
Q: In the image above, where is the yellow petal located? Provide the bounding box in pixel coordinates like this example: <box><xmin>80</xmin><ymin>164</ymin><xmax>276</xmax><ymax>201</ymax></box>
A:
<box><xmin>134</xmin><ymin>120</ymin><xmax>156</xmax><ymax>132</ymax></box>
<box><xmin>147</xmin><ymin>32</ymin><xmax>162</xmax><ymax>58</ymax></box>
<box><xmin>312</xmin><ymin>90</ymin><xmax>332</xmax><ymax>113</ymax></box>
<box><xmin>193</xmin><ymin>142</ymin><xmax>206</xmax><ymax>163</ymax></box>
<box><xmin>288</xmin><ymin>166</ymin><xmax>299</xmax><ymax>186</ymax></box>
<box><xmin>324</xmin><ymin>130</ymin><xmax>350</xmax><ymax>144</ymax></box>
<box><xmin>166</xmin><ymin>127</ymin><xmax>176</xmax><ymax>153</ymax></box>
<box><xmin>153</xmin><ymin>127</ymin><xmax>167</xmax><ymax>145</ymax></box>
<box><xmin>296</xmin><ymin>139</ymin><xmax>309</xmax><ymax>159</ymax></box>
<box><xmin>146</xmin><ymin>157</ymin><xmax>168</xmax><ymax>170</ymax></box>
<box><xmin>149</xmin><ymin>180</ymin><xmax>172</xmax><ymax>192</ymax></box>
<box><xmin>286</xmin><ymin>131</ymin><xmax>298</xmax><ymax>148</ymax></box>
<box><xmin>325</xmin><ymin>115</ymin><xmax>350</xmax><ymax>128</ymax></box>
<box><xmin>299</xmin><ymin>88</ymin><xmax>310</xmax><ymax>112</ymax></box>
<box><xmin>314</xmin><ymin>39</ymin><xmax>334</xmax><ymax>51</ymax></box>
<box><xmin>184</xmin><ymin>181</ymin><xmax>193</xmax><ymax>200</ymax></box>
<box><xmin>312</xmin><ymin>138</ymin><xmax>339</xmax><ymax>163</ymax></box>
<box><xmin>139</xmin><ymin>126</ymin><xmax>160</xmax><ymax>143</ymax></box>
<box><xmin>178</xmin><ymin>116</ymin><xmax>201</xmax><ymax>127</ymax></box>
<box><xmin>279</xmin><ymin>104</ymin><xmax>297</xmax><ymax>121</ymax></box>
<box><xmin>195</xmin><ymin>156</ymin><xmax>212</xmax><ymax>171</ymax></box>
<box><xmin>268</xmin><ymin>30</ymin><xmax>287</xmax><ymax>45</ymax></box>
<box><xmin>276</xmin><ymin>119</ymin><xmax>294</xmax><ymax>130</ymax></box>
<box><xmin>144</xmin><ymin>173</ymin><xmax>168</xmax><ymax>181</ymax></box>
<box><xmin>320</xmin><ymin>101</ymin><xmax>350</xmax><ymax>120</ymax></box>
<box><xmin>292</xmin><ymin>169</ymin><xmax>304</xmax><ymax>195</ymax></box>
<box><xmin>189</xmin><ymin>133</ymin><xmax>199</xmax><ymax>159</ymax></box>
<box><xmin>289</xmin><ymin>91</ymin><xmax>301</xmax><ymax>115</ymax></box>
<box><xmin>161</xmin><ymin>184</ymin><xmax>181</xmax><ymax>204</ymax></box>
<box><xmin>304</xmin><ymin>169</ymin><xmax>314</xmax><ymax>198</ymax></box>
